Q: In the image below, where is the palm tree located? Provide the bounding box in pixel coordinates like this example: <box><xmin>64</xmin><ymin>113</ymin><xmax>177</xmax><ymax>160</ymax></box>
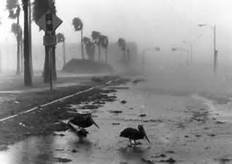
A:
<box><xmin>22</xmin><ymin>0</ymin><xmax>32</xmax><ymax>86</ymax></box>
<box><xmin>118</xmin><ymin>38</ymin><xmax>126</xmax><ymax>60</ymax></box>
<box><xmin>6</xmin><ymin>0</ymin><xmax>21</xmax><ymax>74</ymax></box>
<box><xmin>33</xmin><ymin>0</ymin><xmax>57</xmax><ymax>83</ymax></box>
<box><xmin>83</xmin><ymin>36</ymin><xmax>95</xmax><ymax>61</ymax></box>
<box><xmin>91</xmin><ymin>31</ymin><xmax>101</xmax><ymax>62</ymax></box>
<box><xmin>11</xmin><ymin>23</ymin><xmax>23</xmax><ymax>73</ymax></box>
<box><xmin>100</xmin><ymin>35</ymin><xmax>109</xmax><ymax>64</ymax></box>
<box><xmin>56</xmin><ymin>33</ymin><xmax>66</xmax><ymax>67</ymax></box>
<box><xmin>72</xmin><ymin>17</ymin><xmax>84</xmax><ymax>59</ymax></box>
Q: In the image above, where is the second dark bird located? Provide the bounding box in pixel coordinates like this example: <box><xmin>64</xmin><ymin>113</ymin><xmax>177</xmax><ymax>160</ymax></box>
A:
<box><xmin>67</xmin><ymin>113</ymin><xmax>99</xmax><ymax>137</ymax></box>
<box><xmin>68</xmin><ymin>113</ymin><xmax>99</xmax><ymax>129</ymax></box>
<box><xmin>120</xmin><ymin>125</ymin><xmax>150</xmax><ymax>146</ymax></box>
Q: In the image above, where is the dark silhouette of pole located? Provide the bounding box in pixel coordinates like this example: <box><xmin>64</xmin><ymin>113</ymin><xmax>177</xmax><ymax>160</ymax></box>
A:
<box><xmin>81</xmin><ymin>29</ymin><xmax>84</xmax><ymax>59</ymax></box>
<box><xmin>198</xmin><ymin>24</ymin><xmax>218</xmax><ymax>74</ymax></box>
<box><xmin>22</xmin><ymin>0</ymin><xmax>32</xmax><ymax>86</ymax></box>
<box><xmin>16</xmin><ymin>5</ymin><xmax>20</xmax><ymax>75</ymax></box>
<box><xmin>213</xmin><ymin>25</ymin><xmax>218</xmax><ymax>73</ymax></box>
<box><xmin>28</xmin><ymin>1</ymin><xmax>33</xmax><ymax>77</ymax></box>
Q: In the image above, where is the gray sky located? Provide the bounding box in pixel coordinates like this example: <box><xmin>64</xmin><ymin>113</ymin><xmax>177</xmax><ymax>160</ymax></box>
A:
<box><xmin>1</xmin><ymin>0</ymin><xmax>232</xmax><ymax>59</ymax></box>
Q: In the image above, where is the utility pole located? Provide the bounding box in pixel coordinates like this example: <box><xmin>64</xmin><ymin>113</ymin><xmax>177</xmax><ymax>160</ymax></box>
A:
<box><xmin>213</xmin><ymin>25</ymin><xmax>218</xmax><ymax>73</ymax></box>
<box><xmin>198</xmin><ymin>24</ymin><xmax>218</xmax><ymax>74</ymax></box>
<box><xmin>81</xmin><ymin>28</ymin><xmax>84</xmax><ymax>59</ymax></box>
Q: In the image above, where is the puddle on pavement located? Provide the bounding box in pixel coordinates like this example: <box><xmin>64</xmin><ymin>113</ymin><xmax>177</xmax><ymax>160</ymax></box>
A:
<box><xmin>0</xmin><ymin>129</ymin><xmax>153</xmax><ymax>164</ymax></box>
<box><xmin>0</xmin><ymin>82</ymin><xmax>229</xmax><ymax>164</ymax></box>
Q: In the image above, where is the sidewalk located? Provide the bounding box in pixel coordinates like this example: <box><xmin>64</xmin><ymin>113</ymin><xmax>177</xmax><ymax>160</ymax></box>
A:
<box><xmin>0</xmin><ymin>72</ymin><xmax>100</xmax><ymax>93</ymax></box>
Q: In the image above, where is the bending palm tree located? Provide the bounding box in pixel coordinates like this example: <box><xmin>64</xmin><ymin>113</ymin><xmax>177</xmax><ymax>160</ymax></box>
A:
<box><xmin>83</xmin><ymin>36</ymin><xmax>95</xmax><ymax>61</ymax></box>
<box><xmin>100</xmin><ymin>35</ymin><xmax>109</xmax><ymax>64</ymax></box>
<box><xmin>91</xmin><ymin>31</ymin><xmax>101</xmax><ymax>62</ymax></box>
<box><xmin>72</xmin><ymin>17</ymin><xmax>84</xmax><ymax>59</ymax></box>
<box><xmin>118</xmin><ymin>38</ymin><xmax>127</xmax><ymax>61</ymax></box>
<box><xmin>11</xmin><ymin>23</ymin><xmax>23</xmax><ymax>72</ymax></box>
<box><xmin>6</xmin><ymin>0</ymin><xmax>22</xmax><ymax>74</ymax></box>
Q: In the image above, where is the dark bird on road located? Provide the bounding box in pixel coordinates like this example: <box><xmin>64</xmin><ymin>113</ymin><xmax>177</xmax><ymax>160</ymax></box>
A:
<box><xmin>68</xmin><ymin>113</ymin><xmax>99</xmax><ymax>129</ymax></box>
<box><xmin>120</xmin><ymin>125</ymin><xmax>150</xmax><ymax>146</ymax></box>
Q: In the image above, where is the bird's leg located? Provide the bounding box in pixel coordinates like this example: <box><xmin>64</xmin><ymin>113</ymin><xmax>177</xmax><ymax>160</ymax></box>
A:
<box><xmin>134</xmin><ymin>140</ymin><xmax>137</xmax><ymax>145</ymax></box>
<box><xmin>129</xmin><ymin>139</ymin><xmax>132</xmax><ymax>147</ymax></box>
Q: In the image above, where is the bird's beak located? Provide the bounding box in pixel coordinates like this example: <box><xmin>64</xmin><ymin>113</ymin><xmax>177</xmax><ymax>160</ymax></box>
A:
<box><xmin>144</xmin><ymin>131</ymin><xmax>150</xmax><ymax>144</ymax></box>
<box><xmin>91</xmin><ymin>118</ymin><xmax>100</xmax><ymax>128</ymax></box>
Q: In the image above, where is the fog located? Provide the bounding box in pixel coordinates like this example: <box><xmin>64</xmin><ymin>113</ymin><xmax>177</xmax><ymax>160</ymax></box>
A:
<box><xmin>1</xmin><ymin>0</ymin><xmax>232</xmax><ymax>70</ymax></box>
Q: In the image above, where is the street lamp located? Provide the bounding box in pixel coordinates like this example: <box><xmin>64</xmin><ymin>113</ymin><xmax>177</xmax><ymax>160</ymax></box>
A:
<box><xmin>198</xmin><ymin>24</ymin><xmax>218</xmax><ymax>73</ymax></box>
<box><xmin>182</xmin><ymin>41</ymin><xmax>193</xmax><ymax>64</ymax></box>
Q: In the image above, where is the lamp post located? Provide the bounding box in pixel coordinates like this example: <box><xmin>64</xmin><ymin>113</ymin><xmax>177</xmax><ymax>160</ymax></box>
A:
<box><xmin>198</xmin><ymin>24</ymin><xmax>217</xmax><ymax>73</ymax></box>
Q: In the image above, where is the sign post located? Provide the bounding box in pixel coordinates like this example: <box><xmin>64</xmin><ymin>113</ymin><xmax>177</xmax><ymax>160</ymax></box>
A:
<box><xmin>36</xmin><ymin>10</ymin><xmax>63</xmax><ymax>91</ymax></box>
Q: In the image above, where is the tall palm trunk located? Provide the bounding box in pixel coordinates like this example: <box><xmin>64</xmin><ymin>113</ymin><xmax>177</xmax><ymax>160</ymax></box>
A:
<box><xmin>81</xmin><ymin>29</ymin><xmax>84</xmax><ymax>59</ymax></box>
<box><xmin>98</xmin><ymin>45</ymin><xmax>101</xmax><ymax>62</ymax></box>
<box><xmin>63</xmin><ymin>41</ymin><xmax>66</xmax><ymax>67</ymax></box>
<box><xmin>20</xmin><ymin>39</ymin><xmax>24</xmax><ymax>73</ymax></box>
<box><xmin>16</xmin><ymin>12</ymin><xmax>20</xmax><ymax>75</ymax></box>
<box><xmin>28</xmin><ymin>1</ymin><xmax>33</xmax><ymax>77</ymax></box>
<box><xmin>105</xmin><ymin>48</ymin><xmax>108</xmax><ymax>64</ymax></box>
<box><xmin>23</xmin><ymin>0</ymin><xmax>32</xmax><ymax>86</ymax></box>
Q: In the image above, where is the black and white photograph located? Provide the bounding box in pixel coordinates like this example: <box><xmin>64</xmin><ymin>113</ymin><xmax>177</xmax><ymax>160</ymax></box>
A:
<box><xmin>0</xmin><ymin>0</ymin><xmax>232</xmax><ymax>163</ymax></box>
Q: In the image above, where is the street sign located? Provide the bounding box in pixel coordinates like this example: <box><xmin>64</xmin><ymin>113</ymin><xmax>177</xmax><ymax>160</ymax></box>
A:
<box><xmin>43</xmin><ymin>35</ymin><xmax>56</xmax><ymax>46</ymax></box>
<box><xmin>37</xmin><ymin>11</ymin><xmax>63</xmax><ymax>32</ymax></box>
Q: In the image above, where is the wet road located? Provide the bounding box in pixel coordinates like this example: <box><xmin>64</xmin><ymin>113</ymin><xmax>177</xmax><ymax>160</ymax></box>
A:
<box><xmin>1</xmin><ymin>78</ymin><xmax>232</xmax><ymax>164</ymax></box>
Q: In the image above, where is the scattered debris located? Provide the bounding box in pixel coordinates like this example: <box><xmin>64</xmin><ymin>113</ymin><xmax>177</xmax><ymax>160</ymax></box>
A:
<box><xmin>112</xmin><ymin>122</ymin><xmax>120</xmax><ymax>125</ymax></box>
<box><xmin>132</xmin><ymin>78</ymin><xmax>145</xmax><ymax>84</ymax></box>
<box><xmin>141</xmin><ymin>157</ymin><xmax>154</xmax><ymax>164</ymax></box>
<box><xmin>159</xmin><ymin>157</ymin><xmax>176</xmax><ymax>163</ymax></box>
<box><xmin>143</xmin><ymin>119</ymin><xmax>163</xmax><ymax>123</ymax></box>
<box><xmin>166</xmin><ymin>150</ymin><xmax>175</xmax><ymax>154</ymax></box>
<box><xmin>80</xmin><ymin>104</ymin><xmax>100</xmax><ymax>109</ymax></box>
<box><xmin>108</xmin><ymin>86</ymin><xmax>129</xmax><ymax>90</ymax></box>
<box><xmin>53</xmin><ymin>157</ymin><xmax>72</xmax><ymax>163</ymax></box>
<box><xmin>121</xmin><ymin>100</ymin><xmax>127</xmax><ymax>104</ymax></box>
<box><xmin>208</xmin><ymin>134</ymin><xmax>216</xmax><ymax>137</ymax></box>
<box><xmin>71</xmin><ymin>149</ymin><xmax>78</xmax><ymax>153</ymax></box>
<box><xmin>19</xmin><ymin>122</ymin><xmax>27</xmax><ymax>128</ymax></box>
<box><xmin>109</xmin><ymin>110</ymin><xmax>123</xmax><ymax>114</ymax></box>
<box><xmin>14</xmin><ymin>100</ymin><xmax>20</xmax><ymax>104</ymax></box>
<box><xmin>215</xmin><ymin>121</ymin><xmax>225</xmax><ymax>124</ymax></box>
<box><xmin>119</xmin><ymin>162</ymin><xmax>128</xmax><ymax>164</ymax></box>
<box><xmin>139</xmin><ymin>114</ymin><xmax>147</xmax><ymax>117</ymax></box>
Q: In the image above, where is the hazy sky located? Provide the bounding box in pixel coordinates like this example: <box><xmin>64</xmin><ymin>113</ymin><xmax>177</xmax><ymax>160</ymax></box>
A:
<box><xmin>1</xmin><ymin>0</ymin><xmax>232</xmax><ymax>56</ymax></box>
